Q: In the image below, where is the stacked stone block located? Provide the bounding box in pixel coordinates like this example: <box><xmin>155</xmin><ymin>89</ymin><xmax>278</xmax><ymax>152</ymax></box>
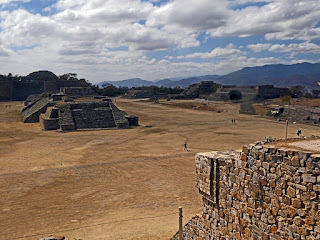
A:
<box><xmin>39</xmin><ymin>107</ymin><xmax>59</xmax><ymax>130</ymax></box>
<box><xmin>173</xmin><ymin>140</ymin><xmax>320</xmax><ymax>240</ymax></box>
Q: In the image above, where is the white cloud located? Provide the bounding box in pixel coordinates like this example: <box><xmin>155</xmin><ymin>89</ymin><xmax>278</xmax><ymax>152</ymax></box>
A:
<box><xmin>147</xmin><ymin>0</ymin><xmax>231</xmax><ymax>31</ymax></box>
<box><xmin>0</xmin><ymin>45</ymin><xmax>12</xmax><ymax>56</ymax></box>
<box><xmin>179</xmin><ymin>44</ymin><xmax>244</xmax><ymax>59</ymax></box>
<box><xmin>210</xmin><ymin>0</ymin><xmax>320</xmax><ymax>40</ymax></box>
<box><xmin>231</xmin><ymin>0</ymin><xmax>274</xmax><ymax>4</ymax></box>
<box><xmin>247</xmin><ymin>43</ymin><xmax>272</xmax><ymax>52</ymax></box>
<box><xmin>0</xmin><ymin>0</ymin><xmax>319</xmax><ymax>82</ymax></box>
<box><xmin>0</xmin><ymin>0</ymin><xmax>30</xmax><ymax>4</ymax></box>
<box><xmin>248</xmin><ymin>41</ymin><xmax>320</xmax><ymax>55</ymax></box>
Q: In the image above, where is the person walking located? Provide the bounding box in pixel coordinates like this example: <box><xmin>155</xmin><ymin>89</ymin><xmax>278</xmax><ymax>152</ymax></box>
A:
<box><xmin>184</xmin><ymin>140</ymin><xmax>188</xmax><ymax>152</ymax></box>
<box><xmin>297</xmin><ymin>129</ymin><xmax>302</xmax><ymax>137</ymax></box>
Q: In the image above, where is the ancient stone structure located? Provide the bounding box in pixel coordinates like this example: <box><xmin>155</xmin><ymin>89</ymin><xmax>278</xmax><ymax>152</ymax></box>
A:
<box><xmin>59</xmin><ymin>87</ymin><xmax>95</xmax><ymax>97</ymax></box>
<box><xmin>256</xmin><ymin>85</ymin><xmax>291</xmax><ymax>100</ymax></box>
<box><xmin>182</xmin><ymin>81</ymin><xmax>220</xmax><ymax>99</ymax></box>
<box><xmin>210</xmin><ymin>85</ymin><xmax>257</xmax><ymax>101</ymax></box>
<box><xmin>172</xmin><ymin>138</ymin><xmax>320</xmax><ymax>240</ymax></box>
<box><xmin>269</xmin><ymin>106</ymin><xmax>320</xmax><ymax>125</ymax></box>
<box><xmin>0</xmin><ymin>71</ymin><xmax>95</xmax><ymax>101</ymax></box>
<box><xmin>210</xmin><ymin>85</ymin><xmax>291</xmax><ymax>101</ymax></box>
<box><xmin>40</xmin><ymin>101</ymin><xmax>139</xmax><ymax>131</ymax></box>
<box><xmin>21</xmin><ymin>98</ymin><xmax>54</xmax><ymax>123</ymax></box>
<box><xmin>124</xmin><ymin>90</ymin><xmax>153</xmax><ymax>99</ymax></box>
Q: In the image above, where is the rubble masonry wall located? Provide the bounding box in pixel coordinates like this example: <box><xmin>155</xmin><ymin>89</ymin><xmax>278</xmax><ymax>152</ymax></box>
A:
<box><xmin>173</xmin><ymin>142</ymin><xmax>320</xmax><ymax>240</ymax></box>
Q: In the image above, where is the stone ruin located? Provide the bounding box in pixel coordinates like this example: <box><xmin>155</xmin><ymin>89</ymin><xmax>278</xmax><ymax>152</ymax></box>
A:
<box><xmin>172</xmin><ymin>138</ymin><xmax>320</xmax><ymax>240</ymax></box>
<box><xmin>21</xmin><ymin>96</ymin><xmax>139</xmax><ymax>131</ymax></box>
<box><xmin>269</xmin><ymin>106</ymin><xmax>320</xmax><ymax>126</ymax></box>
<box><xmin>210</xmin><ymin>85</ymin><xmax>291</xmax><ymax>102</ymax></box>
<box><xmin>40</xmin><ymin>101</ymin><xmax>139</xmax><ymax>131</ymax></box>
<box><xmin>21</xmin><ymin>97</ymin><xmax>55</xmax><ymax>123</ymax></box>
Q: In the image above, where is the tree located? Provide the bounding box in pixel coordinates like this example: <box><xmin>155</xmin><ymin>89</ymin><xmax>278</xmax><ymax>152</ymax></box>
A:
<box><xmin>229</xmin><ymin>90</ymin><xmax>242</xmax><ymax>101</ymax></box>
<box><xmin>240</xmin><ymin>102</ymin><xmax>256</xmax><ymax>115</ymax></box>
<box><xmin>59</xmin><ymin>73</ymin><xmax>78</xmax><ymax>81</ymax></box>
<box><xmin>281</xmin><ymin>95</ymin><xmax>291</xmax><ymax>105</ymax></box>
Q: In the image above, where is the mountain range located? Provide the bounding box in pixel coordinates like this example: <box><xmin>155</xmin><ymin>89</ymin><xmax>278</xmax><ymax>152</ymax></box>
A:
<box><xmin>98</xmin><ymin>62</ymin><xmax>320</xmax><ymax>89</ymax></box>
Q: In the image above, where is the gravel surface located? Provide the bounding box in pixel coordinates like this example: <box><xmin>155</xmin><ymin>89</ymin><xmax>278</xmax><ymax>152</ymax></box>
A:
<box><xmin>289</xmin><ymin>139</ymin><xmax>320</xmax><ymax>152</ymax></box>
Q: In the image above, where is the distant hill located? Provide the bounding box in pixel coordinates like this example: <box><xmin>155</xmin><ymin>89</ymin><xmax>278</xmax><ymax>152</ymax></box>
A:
<box><xmin>98</xmin><ymin>75</ymin><xmax>220</xmax><ymax>88</ymax></box>
<box><xmin>153</xmin><ymin>78</ymin><xmax>174</xmax><ymax>87</ymax></box>
<box><xmin>25</xmin><ymin>70</ymin><xmax>59</xmax><ymax>82</ymax></box>
<box><xmin>98</xmin><ymin>78</ymin><xmax>153</xmax><ymax>88</ymax></box>
<box><xmin>216</xmin><ymin>62</ymin><xmax>320</xmax><ymax>88</ymax></box>
<box><xmin>164</xmin><ymin>75</ymin><xmax>220</xmax><ymax>88</ymax></box>
<box><xmin>97</xmin><ymin>62</ymin><xmax>320</xmax><ymax>89</ymax></box>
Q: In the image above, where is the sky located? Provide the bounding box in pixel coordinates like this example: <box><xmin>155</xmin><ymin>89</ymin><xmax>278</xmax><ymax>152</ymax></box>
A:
<box><xmin>0</xmin><ymin>0</ymin><xmax>320</xmax><ymax>84</ymax></box>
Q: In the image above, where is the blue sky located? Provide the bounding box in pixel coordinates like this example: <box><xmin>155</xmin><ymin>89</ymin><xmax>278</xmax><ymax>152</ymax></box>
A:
<box><xmin>0</xmin><ymin>0</ymin><xmax>319</xmax><ymax>84</ymax></box>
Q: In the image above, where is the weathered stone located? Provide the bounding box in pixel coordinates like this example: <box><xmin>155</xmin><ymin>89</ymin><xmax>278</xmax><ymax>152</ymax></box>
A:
<box><xmin>305</xmin><ymin>216</ymin><xmax>315</xmax><ymax>225</ymax></box>
<box><xmin>314</xmin><ymin>185</ymin><xmax>320</xmax><ymax>192</ymax></box>
<box><xmin>292</xmin><ymin>198</ymin><xmax>302</xmax><ymax>208</ymax></box>
<box><xmin>271</xmin><ymin>225</ymin><xmax>277</xmax><ymax>234</ymax></box>
<box><xmin>297</xmin><ymin>209</ymin><xmax>307</xmax><ymax>217</ymax></box>
<box><xmin>283</xmin><ymin>195</ymin><xmax>291</xmax><ymax>205</ymax></box>
<box><xmin>287</xmin><ymin>206</ymin><xmax>297</xmax><ymax>218</ymax></box>
<box><xmin>275</xmin><ymin>187</ymin><xmax>283</xmax><ymax>196</ymax></box>
<box><xmin>269</xmin><ymin>179</ymin><xmax>276</xmax><ymax>188</ymax></box>
<box><xmin>261</xmin><ymin>178</ymin><xmax>268</xmax><ymax>186</ymax></box>
<box><xmin>291</xmin><ymin>156</ymin><xmax>300</xmax><ymax>167</ymax></box>
<box><xmin>297</xmin><ymin>227</ymin><xmax>308</xmax><ymax>235</ymax></box>
<box><xmin>293</xmin><ymin>216</ymin><xmax>304</xmax><ymax>226</ymax></box>
<box><xmin>241</xmin><ymin>153</ymin><xmax>247</xmax><ymax>161</ymax></box>
<box><xmin>287</xmin><ymin>186</ymin><xmax>296</xmax><ymax>198</ymax></box>
<box><xmin>302</xmin><ymin>174</ymin><xmax>316</xmax><ymax>183</ymax></box>
<box><xmin>295</xmin><ymin>183</ymin><xmax>307</xmax><ymax>191</ymax></box>
<box><xmin>293</xmin><ymin>175</ymin><xmax>301</xmax><ymax>183</ymax></box>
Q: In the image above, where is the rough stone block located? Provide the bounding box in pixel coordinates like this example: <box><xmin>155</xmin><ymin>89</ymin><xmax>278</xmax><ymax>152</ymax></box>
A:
<box><xmin>287</xmin><ymin>186</ymin><xmax>296</xmax><ymax>198</ymax></box>
<box><xmin>302</xmin><ymin>174</ymin><xmax>316</xmax><ymax>183</ymax></box>
<box><xmin>291</xmin><ymin>156</ymin><xmax>300</xmax><ymax>167</ymax></box>
<box><xmin>292</xmin><ymin>198</ymin><xmax>302</xmax><ymax>208</ymax></box>
<box><xmin>313</xmin><ymin>185</ymin><xmax>320</xmax><ymax>192</ymax></box>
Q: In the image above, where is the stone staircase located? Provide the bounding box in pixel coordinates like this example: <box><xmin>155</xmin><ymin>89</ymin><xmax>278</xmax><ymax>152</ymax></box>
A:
<box><xmin>21</xmin><ymin>98</ymin><xmax>50</xmax><ymax>123</ymax></box>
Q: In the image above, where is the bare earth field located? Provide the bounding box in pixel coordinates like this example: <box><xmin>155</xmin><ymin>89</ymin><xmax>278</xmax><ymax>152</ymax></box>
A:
<box><xmin>1</xmin><ymin>99</ymin><xmax>320</xmax><ymax>240</ymax></box>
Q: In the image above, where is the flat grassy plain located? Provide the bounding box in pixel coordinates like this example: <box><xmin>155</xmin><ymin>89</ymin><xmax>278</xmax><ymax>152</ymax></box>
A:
<box><xmin>1</xmin><ymin>98</ymin><xmax>320</xmax><ymax>240</ymax></box>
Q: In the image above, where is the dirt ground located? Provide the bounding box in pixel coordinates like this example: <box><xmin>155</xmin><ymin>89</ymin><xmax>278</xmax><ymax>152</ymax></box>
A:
<box><xmin>1</xmin><ymin>98</ymin><xmax>320</xmax><ymax>240</ymax></box>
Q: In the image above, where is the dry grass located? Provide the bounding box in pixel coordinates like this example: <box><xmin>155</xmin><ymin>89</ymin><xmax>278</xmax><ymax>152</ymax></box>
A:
<box><xmin>268</xmin><ymin>97</ymin><xmax>320</xmax><ymax>107</ymax></box>
<box><xmin>1</xmin><ymin>99</ymin><xmax>320</xmax><ymax>240</ymax></box>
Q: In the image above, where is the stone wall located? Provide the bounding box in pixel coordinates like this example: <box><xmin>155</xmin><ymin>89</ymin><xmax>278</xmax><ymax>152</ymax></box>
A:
<box><xmin>257</xmin><ymin>85</ymin><xmax>291</xmax><ymax>100</ymax></box>
<box><xmin>271</xmin><ymin>106</ymin><xmax>320</xmax><ymax>125</ymax></box>
<box><xmin>210</xmin><ymin>86</ymin><xmax>257</xmax><ymax>101</ymax></box>
<box><xmin>60</xmin><ymin>87</ymin><xmax>95</xmax><ymax>96</ymax></box>
<box><xmin>71</xmin><ymin>103</ymin><xmax>116</xmax><ymax>129</ymax></box>
<box><xmin>40</xmin><ymin>107</ymin><xmax>59</xmax><ymax>130</ymax></box>
<box><xmin>209</xmin><ymin>85</ymin><xmax>291</xmax><ymax>102</ymax></box>
<box><xmin>172</xmin><ymin>140</ymin><xmax>320</xmax><ymax>240</ymax></box>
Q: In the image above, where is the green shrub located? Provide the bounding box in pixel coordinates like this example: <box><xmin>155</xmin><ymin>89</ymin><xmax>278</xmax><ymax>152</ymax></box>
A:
<box><xmin>240</xmin><ymin>102</ymin><xmax>256</xmax><ymax>115</ymax></box>
<box><xmin>265</xmin><ymin>110</ymin><xmax>273</xmax><ymax>116</ymax></box>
